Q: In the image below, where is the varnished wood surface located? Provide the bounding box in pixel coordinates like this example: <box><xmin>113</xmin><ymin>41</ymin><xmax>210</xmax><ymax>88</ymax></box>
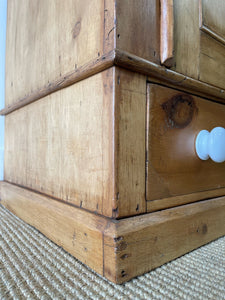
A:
<box><xmin>4</xmin><ymin>69</ymin><xmax>116</xmax><ymax>217</ymax></box>
<box><xmin>114</xmin><ymin>68</ymin><xmax>146</xmax><ymax>217</ymax></box>
<box><xmin>5</xmin><ymin>0</ymin><xmax>160</xmax><ymax>109</ymax></box>
<box><xmin>116</xmin><ymin>0</ymin><xmax>160</xmax><ymax>64</ymax></box>
<box><xmin>5</xmin><ymin>0</ymin><xmax>106</xmax><ymax>108</ymax></box>
<box><xmin>200</xmin><ymin>0</ymin><xmax>225</xmax><ymax>44</ymax></box>
<box><xmin>105</xmin><ymin>194</ymin><xmax>225</xmax><ymax>283</ymax></box>
<box><xmin>0</xmin><ymin>181</ymin><xmax>110</xmax><ymax>276</ymax></box>
<box><xmin>199</xmin><ymin>32</ymin><xmax>225</xmax><ymax>89</ymax></box>
<box><xmin>4</xmin><ymin>66</ymin><xmax>147</xmax><ymax>218</ymax></box>
<box><xmin>2</xmin><ymin>48</ymin><xmax>225</xmax><ymax>116</ymax></box>
<box><xmin>1</xmin><ymin>181</ymin><xmax>225</xmax><ymax>284</ymax></box>
<box><xmin>172</xmin><ymin>0</ymin><xmax>200</xmax><ymax>79</ymax></box>
<box><xmin>160</xmin><ymin>0</ymin><xmax>174</xmax><ymax>67</ymax></box>
<box><xmin>147</xmin><ymin>188</ymin><xmax>225</xmax><ymax>212</ymax></box>
<box><xmin>146</xmin><ymin>84</ymin><xmax>225</xmax><ymax>203</ymax></box>
<box><xmin>114</xmin><ymin>50</ymin><xmax>225</xmax><ymax>104</ymax></box>
<box><xmin>1</xmin><ymin>51</ymin><xmax>114</xmax><ymax>116</ymax></box>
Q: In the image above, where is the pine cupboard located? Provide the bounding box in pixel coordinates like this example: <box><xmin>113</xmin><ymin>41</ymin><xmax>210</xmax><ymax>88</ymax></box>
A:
<box><xmin>1</xmin><ymin>0</ymin><xmax>225</xmax><ymax>283</ymax></box>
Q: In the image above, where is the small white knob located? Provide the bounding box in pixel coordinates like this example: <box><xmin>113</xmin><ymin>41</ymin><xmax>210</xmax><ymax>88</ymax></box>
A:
<box><xmin>195</xmin><ymin>127</ymin><xmax>225</xmax><ymax>163</ymax></box>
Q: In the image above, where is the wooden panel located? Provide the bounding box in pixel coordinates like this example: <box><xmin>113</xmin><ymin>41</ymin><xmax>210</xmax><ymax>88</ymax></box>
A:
<box><xmin>104</xmin><ymin>195</ymin><xmax>225</xmax><ymax>283</ymax></box>
<box><xmin>2</xmin><ymin>181</ymin><xmax>225</xmax><ymax>284</ymax></box>
<box><xmin>172</xmin><ymin>0</ymin><xmax>200</xmax><ymax>79</ymax></box>
<box><xmin>5</xmin><ymin>0</ymin><xmax>105</xmax><ymax>107</ymax></box>
<box><xmin>4</xmin><ymin>69</ymin><xmax>115</xmax><ymax>217</ymax></box>
<box><xmin>116</xmin><ymin>0</ymin><xmax>160</xmax><ymax>64</ymax></box>
<box><xmin>200</xmin><ymin>0</ymin><xmax>225</xmax><ymax>44</ymax></box>
<box><xmin>114</xmin><ymin>68</ymin><xmax>146</xmax><ymax>218</ymax></box>
<box><xmin>0</xmin><ymin>181</ymin><xmax>109</xmax><ymax>276</ymax></box>
<box><xmin>146</xmin><ymin>84</ymin><xmax>225</xmax><ymax>204</ymax></box>
<box><xmin>199</xmin><ymin>32</ymin><xmax>225</xmax><ymax>89</ymax></box>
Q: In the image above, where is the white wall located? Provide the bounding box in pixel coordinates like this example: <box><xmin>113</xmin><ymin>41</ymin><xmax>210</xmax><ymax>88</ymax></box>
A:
<box><xmin>0</xmin><ymin>0</ymin><xmax>7</xmax><ymax>180</ymax></box>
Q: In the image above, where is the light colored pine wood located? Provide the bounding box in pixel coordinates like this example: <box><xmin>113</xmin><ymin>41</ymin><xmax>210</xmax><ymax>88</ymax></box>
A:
<box><xmin>113</xmin><ymin>50</ymin><xmax>225</xmax><ymax>104</ymax></box>
<box><xmin>1</xmin><ymin>181</ymin><xmax>225</xmax><ymax>284</ymax></box>
<box><xmin>5</xmin><ymin>0</ymin><xmax>105</xmax><ymax>108</ymax></box>
<box><xmin>104</xmin><ymin>194</ymin><xmax>225</xmax><ymax>283</ymax></box>
<box><xmin>4</xmin><ymin>69</ymin><xmax>116</xmax><ymax>217</ymax></box>
<box><xmin>146</xmin><ymin>83</ymin><xmax>225</xmax><ymax>202</ymax></box>
<box><xmin>200</xmin><ymin>0</ymin><xmax>225</xmax><ymax>44</ymax></box>
<box><xmin>199</xmin><ymin>32</ymin><xmax>225</xmax><ymax>89</ymax></box>
<box><xmin>4</xmin><ymin>66</ymin><xmax>147</xmax><ymax>218</ymax></box>
<box><xmin>1</xmin><ymin>51</ymin><xmax>114</xmax><ymax>116</ymax></box>
<box><xmin>114</xmin><ymin>68</ymin><xmax>146</xmax><ymax>217</ymax></box>
<box><xmin>172</xmin><ymin>0</ymin><xmax>200</xmax><ymax>79</ymax></box>
<box><xmin>116</xmin><ymin>0</ymin><xmax>160</xmax><ymax>64</ymax></box>
<box><xmin>160</xmin><ymin>0</ymin><xmax>174</xmax><ymax>67</ymax></box>
<box><xmin>0</xmin><ymin>181</ymin><xmax>109</xmax><ymax>276</ymax></box>
<box><xmin>5</xmin><ymin>0</ymin><xmax>160</xmax><ymax>111</ymax></box>
<box><xmin>147</xmin><ymin>187</ymin><xmax>225</xmax><ymax>212</ymax></box>
<box><xmin>3</xmin><ymin>47</ymin><xmax>225</xmax><ymax>116</ymax></box>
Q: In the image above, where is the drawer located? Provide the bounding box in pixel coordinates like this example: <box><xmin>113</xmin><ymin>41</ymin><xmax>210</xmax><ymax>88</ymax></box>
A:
<box><xmin>146</xmin><ymin>84</ymin><xmax>225</xmax><ymax>210</ymax></box>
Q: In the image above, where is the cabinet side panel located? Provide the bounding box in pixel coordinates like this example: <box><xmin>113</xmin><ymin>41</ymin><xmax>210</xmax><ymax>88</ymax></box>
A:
<box><xmin>5</xmin><ymin>0</ymin><xmax>105</xmax><ymax>107</ymax></box>
<box><xmin>4</xmin><ymin>69</ymin><xmax>115</xmax><ymax>216</ymax></box>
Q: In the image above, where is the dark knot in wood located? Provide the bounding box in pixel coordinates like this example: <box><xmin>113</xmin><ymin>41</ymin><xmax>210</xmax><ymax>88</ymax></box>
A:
<box><xmin>162</xmin><ymin>93</ymin><xmax>197</xmax><ymax>129</ymax></box>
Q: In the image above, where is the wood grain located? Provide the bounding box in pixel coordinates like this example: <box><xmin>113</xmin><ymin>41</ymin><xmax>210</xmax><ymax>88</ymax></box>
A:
<box><xmin>200</xmin><ymin>0</ymin><xmax>225</xmax><ymax>44</ymax></box>
<box><xmin>104</xmin><ymin>194</ymin><xmax>225</xmax><ymax>283</ymax></box>
<box><xmin>3</xmin><ymin>47</ymin><xmax>225</xmax><ymax>116</ymax></box>
<box><xmin>114</xmin><ymin>49</ymin><xmax>225</xmax><ymax>104</ymax></box>
<box><xmin>114</xmin><ymin>68</ymin><xmax>146</xmax><ymax>218</ymax></box>
<box><xmin>160</xmin><ymin>0</ymin><xmax>174</xmax><ymax>67</ymax></box>
<box><xmin>1</xmin><ymin>51</ymin><xmax>114</xmax><ymax>116</ymax></box>
<box><xmin>172</xmin><ymin>0</ymin><xmax>200</xmax><ymax>79</ymax></box>
<box><xmin>4</xmin><ymin>0</ymin><xmax>160</xmax><ymax>111</ymax></box>
<box><xmin>146</xmin><ymin>84</ymin><xmax>225</xmax><ymax>203</ymax></box>
<box><xmin>4</xmin><ymin>69</ymin><xmax>115</xmax><ymax>217</ymax></box>
<box><xmin>1</xmin><ymin>181</ymin><xmax>225</xmax><ymax>284</ymax></box>
<box><xmin>147</xmin><ymin>188</ymin><xmax>225</xmax><ymax>212</ymax></box>
<box><xmin>199</xmin><ymin>32</ymin><xmax>225</xmax><ymax>90</ymax></box>
<box><xmin>0</xmin><ymin>181</ymin><xmax>110</xmax><ymax>276</ymax></box>
<box><xmin>5</xmin><ymin>0</ymin><xmax>106</xmax><ymax>108</ymax></box>
<box><xmin>116</xmin><ymin>0</ymin><xmax>160</xmax><ymax>64</ymax></box>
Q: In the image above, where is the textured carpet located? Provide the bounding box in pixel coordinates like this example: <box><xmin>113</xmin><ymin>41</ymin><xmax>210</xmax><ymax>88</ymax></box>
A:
<box><xmin>0</xmin><ymin>204</ymin><xmax>225</xmax><ymax>300</ymax></box>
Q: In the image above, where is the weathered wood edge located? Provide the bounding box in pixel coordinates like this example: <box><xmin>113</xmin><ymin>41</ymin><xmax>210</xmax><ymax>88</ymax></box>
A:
<box><xmin>147</xmin><ymin>187</ymin><xmax>225</xmax><ymax>212</ymax></box>
<box><xmin>104</xmin><ymin>195</ymin><xmax>225</xmax><ymax>283</ymax></box>
<box><xmin>113</xmin><ymin>49</ymin><xmax>225</xmax><ymax>104</ymax></box>
<box><xmin>160</xmin><ymin>0</ymin><xmax>174</xmax><ymax>67</ymax></box>
<box><xmin>0</xmin><ymin>181</ymin><xmax>116</xmax><ymax>277</ymax></box>
<box><xmin>0</xmin><ymin>51</ymin><xmax>115</xmax><ymax>116</ymax></box>
<box><xmin>2</xmin><ymin>49</ymin><xmax>225</xmax><ymax>116</ymax></box>
<box><xmin>1</xmin><ymin>181</ymin><xmax>225</xmax><ymax>284</ymax></box>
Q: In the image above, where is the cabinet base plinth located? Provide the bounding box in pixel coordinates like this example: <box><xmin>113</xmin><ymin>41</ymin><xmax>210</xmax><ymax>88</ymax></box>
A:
<box><xmin>1</xmin><ymin>181</ymin><xmax>225</xmax><ymax>284</ymax></box>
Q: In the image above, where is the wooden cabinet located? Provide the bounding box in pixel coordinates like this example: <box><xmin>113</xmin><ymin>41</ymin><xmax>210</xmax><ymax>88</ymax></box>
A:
<box><xmin>1</xmin><ymin>0</ymin><xmax>225</xmax><ymax>284</ymax></box>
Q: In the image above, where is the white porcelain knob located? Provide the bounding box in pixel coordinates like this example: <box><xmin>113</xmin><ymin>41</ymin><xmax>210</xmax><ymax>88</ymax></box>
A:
<box><xmin>195</xmin><ymin>127</ymin><xmax>225</xmax><ymax>163</ymax></box>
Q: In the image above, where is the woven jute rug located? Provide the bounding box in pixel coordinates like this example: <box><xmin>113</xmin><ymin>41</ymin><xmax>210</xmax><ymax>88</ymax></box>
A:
<box><xmin>0</xmin><ymin>204</ymin><xmax>225</xmax><ymax>300</ymax></box>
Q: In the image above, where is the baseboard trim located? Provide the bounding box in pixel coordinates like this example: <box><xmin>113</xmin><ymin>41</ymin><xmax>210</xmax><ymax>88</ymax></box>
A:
<box><xmin>1</xmin><ymin>180</ymin><xmax>225</xmax><ymax>284</ymax></box>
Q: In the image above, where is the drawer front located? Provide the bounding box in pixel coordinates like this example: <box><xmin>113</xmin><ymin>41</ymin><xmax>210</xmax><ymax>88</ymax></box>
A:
<box><xmin>146</xmin><ymin>84</ymin><xmax>225</xmax><ymax>209</ymax></box>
